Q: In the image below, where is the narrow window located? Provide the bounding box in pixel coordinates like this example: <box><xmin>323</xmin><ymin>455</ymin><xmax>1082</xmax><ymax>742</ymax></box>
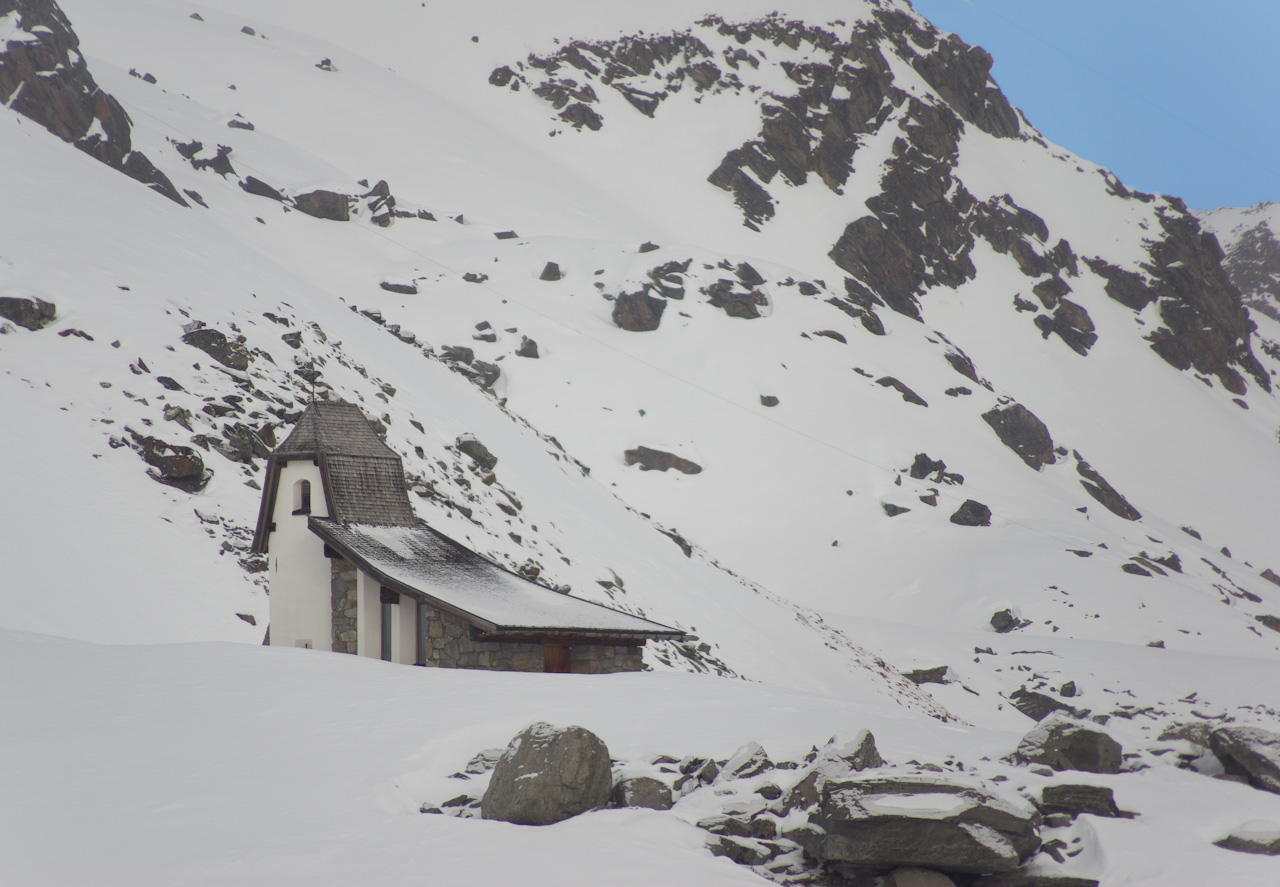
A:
<box><xmin>415</xmin><ymin>600</ymin><xmax>427</xmax><ymax>666</ymax></box>
<box><xmin>292</xmin><ymin>479</ymin><xmax>312</xmax><ymax>515</ymax></box>
<box><xmin>380</xmin><ymin>587</ymin><xmax>399</xmax><ymax>662</ymax></box>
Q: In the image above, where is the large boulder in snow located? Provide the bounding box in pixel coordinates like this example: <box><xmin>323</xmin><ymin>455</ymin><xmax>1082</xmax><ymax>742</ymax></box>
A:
<box><xmin>480</xmin><ymin>722</ymin><xmax>612</xmax><ymax>825</ymax></box>
<box><xmin>781</xmin><ymin>731</ymin><xmax>885</xmax><ymax>814</ymax></box>
<box><xmin>804</xmin><ymin>775</ymin><xmax>1041</xmax><ymax>874</ymax></box>
<box><xmin>1208</xmin><ymin>725</ymin><xmax>1280</xmax><ymax>794</ymax></box>
<box><xmin>624</xmin><ymin>446</ymin><xmax>702</xmax><ymax>475</ymax></box>
<box><xmin>293</xmin><ymin>189</ymin><xmax>350</xmax><ymax>221</ymax></box>
<box><xmin>1214</xmin><ymin>820</ymin><xmax>1280</xmax><ymax>855</ymax></box>
<box><xmin>982</xmin><ymin>403</ymin><xmax>1055</xmax><ymax>471</ymax></box>
<box><xmin>1013</xmin><ymin>714</ymin><xmax>1122</xmax><ymax>774</ymax></box>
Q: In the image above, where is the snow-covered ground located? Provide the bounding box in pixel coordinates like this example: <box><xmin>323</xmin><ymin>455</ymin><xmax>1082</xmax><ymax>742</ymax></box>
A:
<box><xmin>2</xmin><ymin>0</ymin><xmax>1280</xmax><ymax>883</ymax></box>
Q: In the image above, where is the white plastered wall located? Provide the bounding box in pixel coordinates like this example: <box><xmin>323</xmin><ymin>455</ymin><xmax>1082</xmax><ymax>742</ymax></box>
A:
<box><xmin>266</xmin><ymin>461</ymin><xmax>330</xmax><ymax>650</ymax></box>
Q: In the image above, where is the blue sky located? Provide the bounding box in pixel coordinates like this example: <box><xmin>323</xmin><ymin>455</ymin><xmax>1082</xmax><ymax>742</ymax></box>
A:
<box><xmin>908</xmin><ymin>0</ymin><xmax>1280</xmax><ymax>210</ymax></box>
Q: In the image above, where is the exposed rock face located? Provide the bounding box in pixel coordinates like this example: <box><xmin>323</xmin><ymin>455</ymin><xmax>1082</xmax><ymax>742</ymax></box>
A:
<box><xmin>624</xmin><ymin>446</ymin><xmax>702</xmax><ymax>474</ymax></box>
<box><xmin>805</xmin><ymin>776</ymin><xmax>1041</xmax><ymax>874</ymax></box>
<box><xmin>876</xmin><ymin>376</ymin><xmax>927</xmax><ymax>406</ymax></box>
<box><xmin>293</xmin><ymin>189</ymin><xmax>350</xmax><ymax>221</ymax></box>
<box><xmin>480</xmin><ymin>722</ymin><xmax>612</xmax><ymax>825</ymax></box>
<box><xmin>181</xmin><ymin>328</ymin><xmax>251</xmax><ymax>370</ymax></box>
<box><xmin>704</xmin><ymin>278</ymin><xmax>766</xmax><ymax>318</ymax></box>
<box><xmin>1073</xmin><ymin>452</ymin><xmax>1140</xmax><ymax>521</ymax></box>
<box><xmin>130</xmin><ymin>432</ymin><xmax>210</xmax><ymax>491</ymax></box>
<box><xmin>1013</xmin><ymin>714</ymin><xmax>1122</xmax><ymax>774</ymax></box>
<box><xmin>612</xmin><ymin>290</ymin><xmax>666</xmax><ymax>331</ymax></box>
<box><xmin>0</xmin><ymin>0</ymin><xmax>185</xmax><ymax>204</ymax></box>
<box><xmin>0</xmin><ymin>296</ymin><xmax>56</xmax><ymax>330</ymax></box>
<box><xmin>1208</xmin><ymin>725</ymin><xmax>1280</xmax><ymax>794</ymax></box>
<box><xmin>781</xmin><ymin>731</ymin><xmax>885</xmax><ymax>814</ymax></box>
<box><xmin>610</xmin><ymin>776</ymin><xmax>673</xmax><ymax>810</ymax></box>
<box><xmin>456</xmin><ymin>434</ymin><xmax>498</xmax><ymax>471</ymax></box>
<box><xmin>982</xmin><ymin>404</ymin><xmax>1055</xmax><ymax>470</ymax></box>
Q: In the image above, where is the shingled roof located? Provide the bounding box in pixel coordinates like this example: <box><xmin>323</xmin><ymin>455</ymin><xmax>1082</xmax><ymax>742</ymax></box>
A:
<box><xmin>251</xmin><ymin>401</ymin><xmax>416</xmax><ymax>552</ymax></box>
<box><xmin>310</xmin><ymin>518</ymin><xmax>684</xmax><ymax>638</ymax></box>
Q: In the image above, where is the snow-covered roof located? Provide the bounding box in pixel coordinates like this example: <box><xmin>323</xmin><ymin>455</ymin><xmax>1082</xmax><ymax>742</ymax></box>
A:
<box><xmin>309</xmin><ymin>518</ymin><xmax>683</xmax><ymax>637</ymax></box>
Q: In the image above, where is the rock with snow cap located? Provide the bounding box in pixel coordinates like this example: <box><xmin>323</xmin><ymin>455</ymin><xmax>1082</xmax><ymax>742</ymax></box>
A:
<box><xmin>1208</xmin><ymin>725</ymin><xmax>1280</xmax><ymax>794</ymax></box>
<box><xmin>1013</xmin><ymin>713</ymin><xmax>1122</xmax><ymax>774</ymax></box>
<box><xmin>480</xmin><ymin>722</ymin><xmax>612</xmax><ymax>825</ymax></box>
<box><xmin>1214</xmin><ymin>820</ymin><xmax>1280</xmax><ymax>855</ymax></box>
<box><xmin>806</xmin><ymin>774</ymin><xmax>1042</xmax><ymax>874</ymax></box>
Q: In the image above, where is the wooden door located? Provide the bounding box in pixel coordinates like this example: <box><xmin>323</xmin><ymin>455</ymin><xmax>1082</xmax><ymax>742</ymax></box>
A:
<box><xmin>544</xmin><ymin>644</ymin><xmax>570</xmax><ymax>673</ymax></box>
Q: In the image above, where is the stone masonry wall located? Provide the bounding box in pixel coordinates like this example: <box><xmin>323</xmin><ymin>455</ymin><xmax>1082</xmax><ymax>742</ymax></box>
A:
<box><xmin>330</xmin><ymin>558</ymin><xmax>358</xmax><ymax>654</ymax></box>
<box><xmin>422</xmin><ymin>603</ymin><xmax>646</xmax><ymax>673</ymax></box>
<box><xmin>570</xmin><ymin>643</ymin><xmax>645</xmax><ymax>674</ymax></box>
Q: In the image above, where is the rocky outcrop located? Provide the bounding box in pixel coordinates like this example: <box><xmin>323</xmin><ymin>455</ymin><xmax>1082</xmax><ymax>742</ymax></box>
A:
<box><xmin>805</xmin><ymin>776</ymin><xmax>1042</xmax><ymax>874</ymax></box>
<box><xmin>1214</xmin><ymin>821</ymin><xmax>1280</xmax><ymax>855</ymax></box>
<box><xmin>982</xmin><ymin>404</ymin><xmax>1055</xmax><ymax>471</ymax></box>
<box><xmin>0</xmin><ymin>295</ymin><xmax>56</xmax><ymax>330</ymax></box>
<box><xmin>612</xmin><ymin>290</ymin><xmax>666</xmax><ymax>331</ymax></box>
<box><xmin>1073</xmin><ymin>452</ymin><xmax>1140</xmax><ymax>521</ymax></box>
<box><xmin>129</xmin><ymin>432</ymin><xmax>210</xmax><ymax>492</ymax></box>
<box><xmin>456</xmin><ymin>434</ymin><xmax>498</xmax><ymax>471</ymax></box>
<box><xmin>181</xmin><ymin>327</ymin><xmax>251</xmax><ymax>371</ymax></box>
<box><xmin>0</xmin><ymin>0</ymin><xmax>185</xmax><ymax>204</ymax></box>
<box><xmin>1197</xmin><ymin>203</ymin><xmax>1280</xmax><ymax>322</ymax></box>
<box><xmin>624</xmin><ymin>446</ymin><xmax>702</xmax><ymax>474</ymax></box>
<box><xmin>293</xmin><ymin>189</ymin><xmax>350</xmax><ymax>221</ymax></box>
<box><xmin>1037</xmin><ymin>784</ymin><xmax>1124</xmax><ymax>820</ymax></box>
<box><xmin>480</xmin><ymin>723</ymin><xmax>612</xmax><ymax>825</ymax></box>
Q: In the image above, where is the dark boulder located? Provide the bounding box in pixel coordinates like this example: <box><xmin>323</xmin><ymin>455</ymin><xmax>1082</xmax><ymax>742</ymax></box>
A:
<box><xmin>480</xmin><ymin>723</ymin><xmax>612</xmax><ymax>825</ymax></box>
<box><xmin>238</xmin><ymin>176</ymin><xmax>285</xmax><ymax>201</ymax></box>
<box><xmin>876</xmin><ymin>376</ymin><xmax>928</xmax><ymax>406</ymax></box>
<box><xmin>293</xmin><ymin>189</ymin><xmax>350</xmax><ymax>221</ymax></box>
<box><xmin>0</xmin><ymin>296</ymin><xmax>56</xmax><ymax>331</ymax></box>
<box><xmin>1013</xmin><ymin>714</ymin><xmax>1122</xmax><ymax>774</ymax></box>
<box><xmin>1208</xmin><ymin>725</ymin><xmax>1280</xmax><ymax>794</ymax></box>
<box><xmin>950</xmin><ymin>500</ymin><xmax>991</xmax><ymax>527</ymax></box>
<box><xmin>539</xmin><ymin>261</ymin><xmax>563</xmax><ymax>281</ymax></box>
<box><xmin>1009</xmin><ymin>687</ymin><xmax>1077</xmax><ymax>722</ymax></box>
<box><xmin>516</xmin><ymin>336</ymin><xmax>539</xmax><ymax>358</ymax></box>
<box><xmin>982</xmin><ymin>404</ymin><xmax>1055</xmax><ymax>470</ymax></box>
<box><xmin>456</xmin><ymin>434</ymin><xmax>497</xmax><ymax>471</ymax></box>
<box><xmin>624</xmin><ymin>446</ymin><xmax>701</xmax><ymax>474</ymax></box>
<box><xmin>379</xmin><ymin>281</ymin><xmax>418</xmax><ymax>295</ymax></box>
<box><xmin>612</xmin><ymin>290</ymin><xmax>666</xmax><ymax>331</ymax></box>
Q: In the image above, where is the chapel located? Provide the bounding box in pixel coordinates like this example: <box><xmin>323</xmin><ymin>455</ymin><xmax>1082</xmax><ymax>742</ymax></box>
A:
<box><xmin>250</xmin><ymin>400</ymin><xmax>682</xmax><ymax>672</ymax></box>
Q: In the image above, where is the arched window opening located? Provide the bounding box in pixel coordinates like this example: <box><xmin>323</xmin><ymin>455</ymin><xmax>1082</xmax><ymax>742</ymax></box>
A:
<box><xmin>292</xmin><ymin>479</ymin><xmax>312</xmax><ymax>515</ymax></box>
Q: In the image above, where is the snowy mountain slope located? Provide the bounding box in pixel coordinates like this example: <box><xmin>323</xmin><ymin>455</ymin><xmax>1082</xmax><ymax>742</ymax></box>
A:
<box><xmin>4</xmin><ymin>0</ymin><xmax>1280</xmax><ymax>884</ymax></box>
<box><xmin>1198</xmin><ymin>202</ymin><xmax>1280</xmax><ymax>323</ymax></box>
<box><xmin>1</xmin><ymin>0</ymin><xmax>1276</xmax><ymax>694</ymax></box>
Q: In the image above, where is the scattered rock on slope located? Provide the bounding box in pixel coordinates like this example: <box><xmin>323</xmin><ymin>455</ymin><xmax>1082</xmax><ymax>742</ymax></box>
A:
<box><xmin>480</xmin><ymin>722</ymin><xmax>612</xmax><ymax>825</ymax></box>
<box><xmin>610</xmin><ymin>776</ymin><xmax>673</xmax><ymax>810</ymax></box>
<box><xmin>293</xmin><ymin>189</ymin><xmax>350</xmax><ymax>221</ymax></box>
<box><xmin>456</xmin><ymin>434</ymin><xmax>498</xmax><ymax>472</ymax></box>
<box><xmin>181</xmin><ymin>327</ymin><xmax>251</xmax><ymax>370</ymax></box>
<box><xmin>612</xmin><ymin>290</ymin><xmax>666</xmax><ymax>331</ymax></box>
<box><xmin>949</xmin><ymin>500</ymin><xmax>991</xmax><ymax>527</ymax></box>
<box><xmin>1073</xmin><ymin>452</ymin><xmax>1141</xmax><ymax>521</ymax></box>
<box><xmin>624</xmin><ymin>446</ymin><xmax>701</xmax><ymax>474</ymax></box>
<box><xmin>1214</xmin><ymin>821</ymin><xmax>1280</xmax><ymax>855</ymax></box>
